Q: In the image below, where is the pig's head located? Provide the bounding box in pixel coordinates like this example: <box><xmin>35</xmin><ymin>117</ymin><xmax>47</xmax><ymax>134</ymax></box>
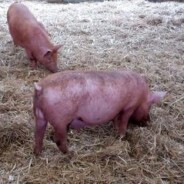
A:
<box><xmin>42</xmin><ymin>45</ymin><xmax>62</xmax><ymax>73</ymax></box>
<box><xmin>131</xmin><ymin>91</ymin><xmax>167</xmax><ymax>125</ymax></box>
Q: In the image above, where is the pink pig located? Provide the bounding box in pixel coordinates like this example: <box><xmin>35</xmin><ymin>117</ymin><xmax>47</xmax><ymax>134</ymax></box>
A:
<box><xmin>7</xmin><ymin>2</ymin><xmax>61</xmax><ymax>72</ymax></box>
<box><xmin>33</xmin><ymin>70</ymin><xmax>166</xmax><ymax>155</ymax></box>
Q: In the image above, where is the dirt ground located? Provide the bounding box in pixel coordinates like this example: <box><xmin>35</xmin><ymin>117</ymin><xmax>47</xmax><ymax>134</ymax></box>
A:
<box><xmin>0</xmin><ymin>0</ymin><xmax>184</xmax><ymax>183</ymax></box>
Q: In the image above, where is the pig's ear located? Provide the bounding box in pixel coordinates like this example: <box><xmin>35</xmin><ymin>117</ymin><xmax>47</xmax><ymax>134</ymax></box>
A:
<box><xmin>34</xmin><ymin>82</ymin><xmax>42</xmax><ymax>91</ymax></box>
<box><xmin>149</xmin><ymin>91</ymin><xmax>167</xmax><ymax>104</ymax></box>
<box><xmin>53</xmin><ymin>45</ymin><xmax>62</xmax><ymax>53</ymax></box>
<box><xmin>44</xmin><ymin>50</ymin><xmax>52</xmax><ymax>60</ymax></box>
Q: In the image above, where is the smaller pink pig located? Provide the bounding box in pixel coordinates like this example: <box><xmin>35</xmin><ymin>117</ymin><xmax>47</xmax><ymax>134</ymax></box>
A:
<box><xmin>7</xmin><ymin>2</ymin><xmax>61</xmax><ymax>72</ymax></box>
<box><xmin>33</xmin><ymin>70</ymin><xmax>166</xmax><ymax>155</ymax></box>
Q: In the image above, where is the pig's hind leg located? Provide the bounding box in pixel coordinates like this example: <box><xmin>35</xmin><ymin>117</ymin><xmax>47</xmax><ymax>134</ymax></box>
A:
<box><xmin>34</xmin><ymin>109</ymin><xmax>48</xmax><ymax>155</ymax></box>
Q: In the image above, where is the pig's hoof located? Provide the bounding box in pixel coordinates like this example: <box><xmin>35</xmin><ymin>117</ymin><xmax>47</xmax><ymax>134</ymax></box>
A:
<box><xmin>68</xmin><ymin>150</ymin><xmax>75</xmax><ymax>158</ymax></box>
<box><xmin>29</xmin><ymin>61</ymin><xmax>37</xmax><ymax>69</ymax></box>
<box><xmin>29</xmin><ymin>64</ymin><xmax>36</xmax><ymax>69</ymax></box>
<box><xmin>119</xmin><ymin>134</ymin><xmax>126</xmax><ymax>141</ymax></box>
<box><xmin>140</xmin><ymin>121</ymin><xmax>148</xmax><ymax>127</ymax></box>
<box><xmin>33</xmin><ymin>148</ymin><xmax>42</xmax><ymax>156</ymax></box>
<box><xmin>50</xmin><ymin>134</ymin><xmax>54</xmax><ymax>142</ymax></box>
<box><xmin>56</xmin><ymin>140</ymin><xmax>61</xmax><ymax>146</ymax></box>
<box><xmin>60</xmin><ymin>146</ymin><xmax>69</xmax><ymax>154</ymax></box>
<box><xmin>62</xmin><ymin>149</ymin><xmax>68</xmax><ymax>154</ymax></box>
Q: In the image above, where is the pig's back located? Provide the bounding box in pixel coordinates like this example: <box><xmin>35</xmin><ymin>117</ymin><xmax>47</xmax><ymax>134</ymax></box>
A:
<box><xmin>7</xmin><ymin>3</ymin><xmax>46</xmax><ymax>48</ymax></box>
<box><xmin>39</xmin><ymin>70</ymin><xmax>147</xmax><ymax>107</ymax></box>
<box><xmin>40</xmin><ymin>70</ymin><xmax>144</xmax><ymax>90</ymax></box>
<box><xmin>8</xmin><ymin>3</ymin><xmax>37</xmax><ymax>24</ymax></box>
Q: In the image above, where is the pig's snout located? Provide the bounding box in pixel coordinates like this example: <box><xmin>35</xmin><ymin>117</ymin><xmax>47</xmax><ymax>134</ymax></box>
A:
<box><xmin>47</xmin><ymin>65</ymin><xmax>58</xmax><ymax>73</ymax></box>
<box><xmin>51</xmin><ymin>68</ymin><xmax>58</xmax><ymax>73</ymax></box>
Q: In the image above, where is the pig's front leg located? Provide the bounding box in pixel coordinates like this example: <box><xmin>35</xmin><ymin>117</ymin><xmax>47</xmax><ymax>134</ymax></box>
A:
<box><xmin>34</xmin><ymin>110</ymin><xmax>48</xmax><ymax>155</ymax></box>
<box><xmin>115</xmin><ymin>109</ymin><xmax>134</xmax><ymax>138</ymax></box>
<box><xmin>29</xmin><ymin>59</ymin><xmax>37</xmax><ymax>69</ymax></box>
<box><xmin>12</xmin><ymin>38</ymin><xmax>18</xmax><ymax>47</ymax></box>
<box><xmin>26</xmin><ymin>49</ymin><xmax>37</xmax><ymax>68</ymax></box>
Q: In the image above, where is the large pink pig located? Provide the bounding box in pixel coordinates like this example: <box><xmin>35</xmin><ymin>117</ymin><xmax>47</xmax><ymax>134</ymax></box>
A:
<box><xmin>33</xmin><ymin>70</ymin><xmax>166</xmax><ymax>155</ymax></box>
<box><xmin>7</xmin><ymin>2</ymin><xmax>61</xmax><ymax>72</ymax></box>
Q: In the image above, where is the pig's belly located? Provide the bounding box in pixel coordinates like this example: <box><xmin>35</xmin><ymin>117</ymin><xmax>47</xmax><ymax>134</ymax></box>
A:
<box><xmin>76</xmin><ymin>97</ymin><xmax>122</xmax><ymax>125</ymax></box>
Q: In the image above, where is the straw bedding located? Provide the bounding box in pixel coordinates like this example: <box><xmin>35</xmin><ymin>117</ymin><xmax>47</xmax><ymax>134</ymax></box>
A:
<box><xmin>0</xmin><ymin>0</ymin><xmax>184</xmax><ymax>183</ymax></box>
